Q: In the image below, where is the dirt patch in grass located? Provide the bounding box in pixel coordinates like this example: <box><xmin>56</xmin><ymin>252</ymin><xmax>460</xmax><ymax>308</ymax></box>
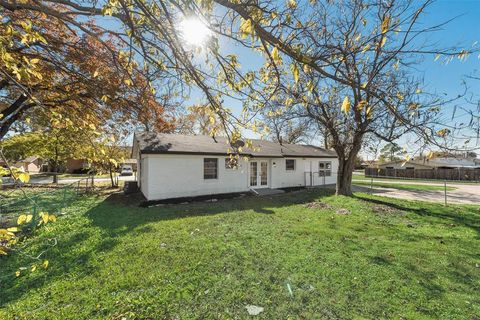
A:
<box><xmin>335</xmin><ymin>208</ymin><xmax>350</xmax><ymax>215</ymax></box>
<box><xmin>372</xmin><ymin>204</ymin><xmax>404</xmax><ymax>215</ymax></box>
<box><xmin>303</xmin><ymin>201</ymin><xmax>332</xmax><ymax>210</ymax></box>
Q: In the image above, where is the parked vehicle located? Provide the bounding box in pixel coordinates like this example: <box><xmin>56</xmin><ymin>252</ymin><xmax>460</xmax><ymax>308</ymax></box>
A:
<box><xmin>120</xmin><ymin>165</ymin><xmax>133</xmax><ymax>176</ymax></box>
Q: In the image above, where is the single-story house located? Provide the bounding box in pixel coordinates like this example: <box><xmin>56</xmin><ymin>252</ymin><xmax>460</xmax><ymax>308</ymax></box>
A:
<box><xmin>132</xmin><ymin>132</ymin><xmax>339</xmax><ymax>201</ymax></box>
<box><xmin>378</xmin><ymin>158</ymin><xmax>480</xmax><ymax>170</ymax></box>
<box><xmin>378</xmin><ymin>160</ymin><xmax>433</xmax><ymax>170</ymax></box>
<box><xmin>14</xmin><ymin>156</ymin><xmax>44</xmax><ymax>173</ymax></box>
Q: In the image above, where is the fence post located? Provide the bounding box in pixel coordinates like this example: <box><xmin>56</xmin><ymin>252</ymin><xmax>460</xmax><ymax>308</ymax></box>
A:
<box><xmin>370</xmin><ymin>175</ymin><xmax>373</xmax><ymax>194</ymax></box>
<box><xmin>444</xmin><ymin>180</ymin><xmax>447</xmax><ymax>206</ymax></box>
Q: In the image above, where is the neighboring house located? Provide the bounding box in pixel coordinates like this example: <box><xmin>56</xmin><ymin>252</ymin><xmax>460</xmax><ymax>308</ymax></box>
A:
<box><xmin>132</xmin><ymin>132</ymin><xmax>339</xmax><ymax>201</ymax></box>
<box><xmin>15</xmin><ymin>156</ymin><xmax>44</xmax><ymax>173</ymax></box>
<box><xmin>64</xmin><ymin>158</ymin><xmax>89</xmax><ymax>173</ymax></box>
<box><xmin>378</xmin><ymin>157</ymin><xmax>480</xmax><ymax>170</ymax></box>
<box><xmin>378</xmin><ymin>160</ymin><xmax>433</xmax><ymax>170</ymax></box>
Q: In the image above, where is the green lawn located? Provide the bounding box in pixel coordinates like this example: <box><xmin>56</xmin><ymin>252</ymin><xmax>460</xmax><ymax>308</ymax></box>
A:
<box><xmin>352</xmin><ymin>181</ymin><xmax>457</xmax><ymax>191</ymax></box>
<box><xmin>1</xmin><ymin>189</ymin><xmax>479</xmax><ymax>319</ymax></box>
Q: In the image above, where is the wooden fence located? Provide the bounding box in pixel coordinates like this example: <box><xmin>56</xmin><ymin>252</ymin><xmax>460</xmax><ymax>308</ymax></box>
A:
<box><xmin>365</xmin><ymin>167</ymin><xmax>480</xmax><ymax>181</ymax></box>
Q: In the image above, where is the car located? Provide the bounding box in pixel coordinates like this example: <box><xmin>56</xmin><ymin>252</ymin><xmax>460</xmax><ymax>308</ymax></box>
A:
<box><xmin>120</xmin><ymin>165</ymin><xmax>134</xmax><ymax>176</ymax></box>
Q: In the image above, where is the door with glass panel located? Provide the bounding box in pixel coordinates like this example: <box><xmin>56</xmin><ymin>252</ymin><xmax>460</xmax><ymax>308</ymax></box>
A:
<box><xmin>249</xmin><ymin>160</ymin><xmax>268</xmax><ymax>188</ymax></box>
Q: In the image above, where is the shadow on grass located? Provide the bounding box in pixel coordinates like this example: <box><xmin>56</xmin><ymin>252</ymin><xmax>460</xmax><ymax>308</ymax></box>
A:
<box><xmin>353</xmin><ymin>193</ymin><xmax>480</xmax><ymax>238</ymax></box>
<box><xmin>0</xmin><ymin>188</ymin><xmax>332</xmax><ymax>307</ymax></box>
<box><xmin>1</xmin><ymin>189</ymin><xmax>478</xmax><ymax>311</ymax></box>
<box><xmin>89</xmin><ymin>188</ymin><xmax>334</xmax><ymax>234</ymax></box>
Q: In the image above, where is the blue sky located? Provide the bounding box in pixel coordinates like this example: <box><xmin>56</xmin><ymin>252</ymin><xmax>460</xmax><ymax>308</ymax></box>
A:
<box><xmin>152</xmin><ymin>0</ymin><xmax>480</xmax><ymax>157</ymax></box>
<box><xmin>187</xmin><ymin>0</ymin><xmax>480</xmax><ymax>151</ymax></box>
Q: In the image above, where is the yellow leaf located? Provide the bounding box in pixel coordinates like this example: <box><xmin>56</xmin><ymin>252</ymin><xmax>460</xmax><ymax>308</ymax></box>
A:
<box><xmin>416</xmin><ymin>88</ymin><xmax>422</xmax><ymax>94</ymax></box>
<box><xmin>17</xmin><ymin>172</ymin><xmax>30</xmax><ymax>183</ymax></box>
<box><xmin>361</xmin><ymin>44</ymin><xmax>371</xmax><ymax>53</ymax></box>
<box><xmin>31</xmin><ymin>264</ymin><xmax>37</xmax><ymax>272</ymax></box>
<box><xmin>7</xmin><ymin>227</ymin><xmax>18</xmax><ymax>233</ymax></box>
<box><xmin>48</xmin><ymin>215</ymin><xmax>57</xmax><ymax>222</ymax></box>
<box><xmin>0</xmin><ymin>248</ymin><xmax>7</xmax><ymax>255</ymax></box>
<box><xmin>26</xmin><ymin>215</ymin><xmax>33</xmax><ymax>223</ymax></box>
<box><xmin>380</xmin><ymin>36</ymin><xmax>387</xmax><ymax>48</ymax></box>
<box><xmin>240</xmin><ymin>18</ymin><xmax>254</xmax><ymax>39</ymax></box>
<box><xmin>40</xmin><ymin>212</ymin><xmax>49</xmax><ymax>224</ymax></box>
<box><xmin>366</xmin><ymin>106</ymin><xmax>373</xmax><ymax>119</ymax></box>
<box><xmin>124</xmin><ymin>79</ymin><xmax>133</xmax><ymax>86</ymax></box>
<box><xmin>434</xmin><ymin>54</ymin><xmax>441</xmax><ymax>61</ymax></box>
<box><xmin>287</xmin><ymin>0</ymin><xmax>297</xmax><ymax>9</ymax></box>
<box><xmin>271</xmin><ymin>47</ymin><xmax>281</xmax><ymax>64</ymax></box>
<box><xmin>381</xmin><ymin>15</ymin><xmax>390</xmax><ymax>34</ymax></box>
<box><xmin>290</xmin><ymin>64</ymin><xmax>299</xmax><ymax>83</ymax></box>
<box><xmin>341</xmin><ymin>96</ymin><xmax>351</xmax><ymax>114</ymax></box>
<box><xmin>15</xmin><ymin>270</ymin><xmax>20</xmax><ymax>277</ymax></box>
<box><xmin>43</xmin><ymin>260</ymin><xmax>49</xmax><ymax>269</ymax></box>
<box><xmin>357</xmin><ymin>101</ymin><xmax>368</xmax><ymax>110</ymax></box>
<box><xmin>17</xmin><ymin>214</ymin><xmax>27</xmax><ymax>225</ymax></box>
<box><xmin>93</xmin><ymin>70</ymin><xmax>99</xmax><ymax>78</ymax></box>
<box><xmin>427</xmin><ymin>151</ymin><xmax>434</xmax><ymax>159</ymax></box>
<box><xmin>306</xmin><ymin>81</ymin><xmax>314</xmax><ymax>93</ymax></box>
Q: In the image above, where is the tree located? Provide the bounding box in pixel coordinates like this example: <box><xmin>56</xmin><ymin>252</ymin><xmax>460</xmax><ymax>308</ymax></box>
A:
<box><xmin>217</xmin><ymin>0</ymin><xmax>469</xmax><ymax>194</ymax></box>
<box><xmin>2</xmin><ymin>0</ymin><xmax>474</xmax><ymax>196</ymax></box>
<box><xmin>0</xmin><ymin>7</ymin><xmax>175</xmax><ymax>141</ymax></box>
<box><xmin>379</xmin><ymin>143</ymin><xmax>407</xmax><ymax>163</ymax></box>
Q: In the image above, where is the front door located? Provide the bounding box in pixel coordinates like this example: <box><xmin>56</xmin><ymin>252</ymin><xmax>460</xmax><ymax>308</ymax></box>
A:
<box><xmin>249</xmin><ymin>160</ymin><xmax>268</xmax><ymax>188</ymax></box>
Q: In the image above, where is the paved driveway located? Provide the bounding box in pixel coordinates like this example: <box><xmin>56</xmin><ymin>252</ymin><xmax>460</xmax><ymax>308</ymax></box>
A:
<box><xmin>353</xmin><ymin>180</ymin><xmax>480</xmax><ymax>205</ymax></box>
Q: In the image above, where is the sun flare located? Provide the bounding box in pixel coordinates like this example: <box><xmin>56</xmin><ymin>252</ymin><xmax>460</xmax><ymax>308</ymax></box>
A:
<box><xmin>179</xmin><ymin>17</ymin><xmax>212</xmax><ymax>47</ymax></box>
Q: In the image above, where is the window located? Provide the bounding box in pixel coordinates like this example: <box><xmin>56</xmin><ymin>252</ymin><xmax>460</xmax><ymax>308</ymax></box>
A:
<box><xmin>386</xmin><ymin>166</ymin><xmax>394</xmax><ymax>170</ymax></box>
<box><xmin>286</xmin><ymin>159</ymin><xmax>295</xmax><ymax>171</ymax></box>
<box><xmin>225</xmin><ymin>157</ymin><xmax>238</xmax><ymax>170</ymax></box>
<box><xmin>204</xmin><ymin>158</ymin><xmax>218</xmax><ymax>179</ymax></box>
<box><xmin>319</xmin><ymin>161</ymin><xmax>332</xmax><ymax>177</ymax></box>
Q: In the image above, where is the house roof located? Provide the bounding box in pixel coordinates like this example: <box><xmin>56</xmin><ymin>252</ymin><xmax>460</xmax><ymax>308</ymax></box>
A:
<box><xmin>20</xmin><ymin>156</ymin><xmax>40</xmax><ymax>163</ymax></box>
<box><xmin>133</xmin><ymin>132</ymin><xmax>337</xmax><ymax>158</ymax></box>
<box><xmin>378</xmin><ymin>159</ymin><xmax>480</xmax><ymax>169</ymax></box>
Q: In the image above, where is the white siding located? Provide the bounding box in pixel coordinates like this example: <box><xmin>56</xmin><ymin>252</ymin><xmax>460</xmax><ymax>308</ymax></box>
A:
<box><xmin>139</xmin><ymin>154</ymin><xmax>149</xmax><ymax>198</ymax></box>
<box><xmin>270</xmin><ymin>157</ymin><xmax>338</xmax><ymax>188</ymax></box>
<box><xmin>144</xmin><ymin>154</ymin><xmax>249</xmax><ymax>200</ymax></box>
<box><xmin>141</xmin><ymin>154</ymin><xmax>339</xmax><ymax>201</ymax></box>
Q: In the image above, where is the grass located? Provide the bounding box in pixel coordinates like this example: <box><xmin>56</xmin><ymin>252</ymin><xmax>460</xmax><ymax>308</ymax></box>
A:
<box><xmin>352</xmin><ymin>181</ymin><xmax>457</xmax><ymax>191</ymax></box>
<box><xmin>0</xmin><ymin>189</ymin><xmax>479</xmax><ymax>319</ymax></box>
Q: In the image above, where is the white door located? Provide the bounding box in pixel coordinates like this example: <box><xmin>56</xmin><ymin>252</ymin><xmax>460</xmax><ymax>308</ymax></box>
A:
<box><xmin>249</xmin><ymin>161</ymin><xmax>269</xmax><ymax>188</ymax></box>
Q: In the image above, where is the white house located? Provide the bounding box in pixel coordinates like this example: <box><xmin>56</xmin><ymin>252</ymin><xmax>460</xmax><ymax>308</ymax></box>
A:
<box><xmin>132</xmin><ymin>132</ymin><xmax>339</xmax><ymax>201</ymax></box>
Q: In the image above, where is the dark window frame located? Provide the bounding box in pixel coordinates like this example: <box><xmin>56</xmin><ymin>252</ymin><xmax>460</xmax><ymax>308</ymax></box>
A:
<box><xmin>318</xmin><ymin>161</ymin><xmax>332</xmax><ymax>177</ymax></box>
<box><xmin>286</xmin><ymin>159</ymin><xmax>296</xmax><ymax>171</ymax></box>
<box><xmin>204</xmin><ymin>158</ymin><xmax>218</xmax><ymax>179</ymax></box>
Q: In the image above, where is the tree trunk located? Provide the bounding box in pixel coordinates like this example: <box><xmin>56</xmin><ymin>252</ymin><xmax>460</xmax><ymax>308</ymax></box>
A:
<box><xmin>109</xmin><ymin>164</ymin><xmax>115</xmax><ymax>187</ymax></box>
<box><xmin>52</xmin><ymin>162</ymin><xmax>58</xmax><ymax>184</ymax></box>
<box><xmin>336</xmin><ymin>157</ymin><xmax>355</xmax><ymax>195</ymax></box>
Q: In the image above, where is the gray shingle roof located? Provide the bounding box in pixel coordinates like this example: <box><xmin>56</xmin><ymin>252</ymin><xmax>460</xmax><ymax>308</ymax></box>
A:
<box><xmin>134</xmin><ymin>132</ymin><xmax>337</xmax><ymax>158</ymax></box>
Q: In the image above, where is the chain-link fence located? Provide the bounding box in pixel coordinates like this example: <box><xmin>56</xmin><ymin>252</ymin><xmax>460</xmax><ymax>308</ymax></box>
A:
<box><xmin>0</xmin><ymin>177</ymin><xmax>93</xmax><ymax>229</ymax></box>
